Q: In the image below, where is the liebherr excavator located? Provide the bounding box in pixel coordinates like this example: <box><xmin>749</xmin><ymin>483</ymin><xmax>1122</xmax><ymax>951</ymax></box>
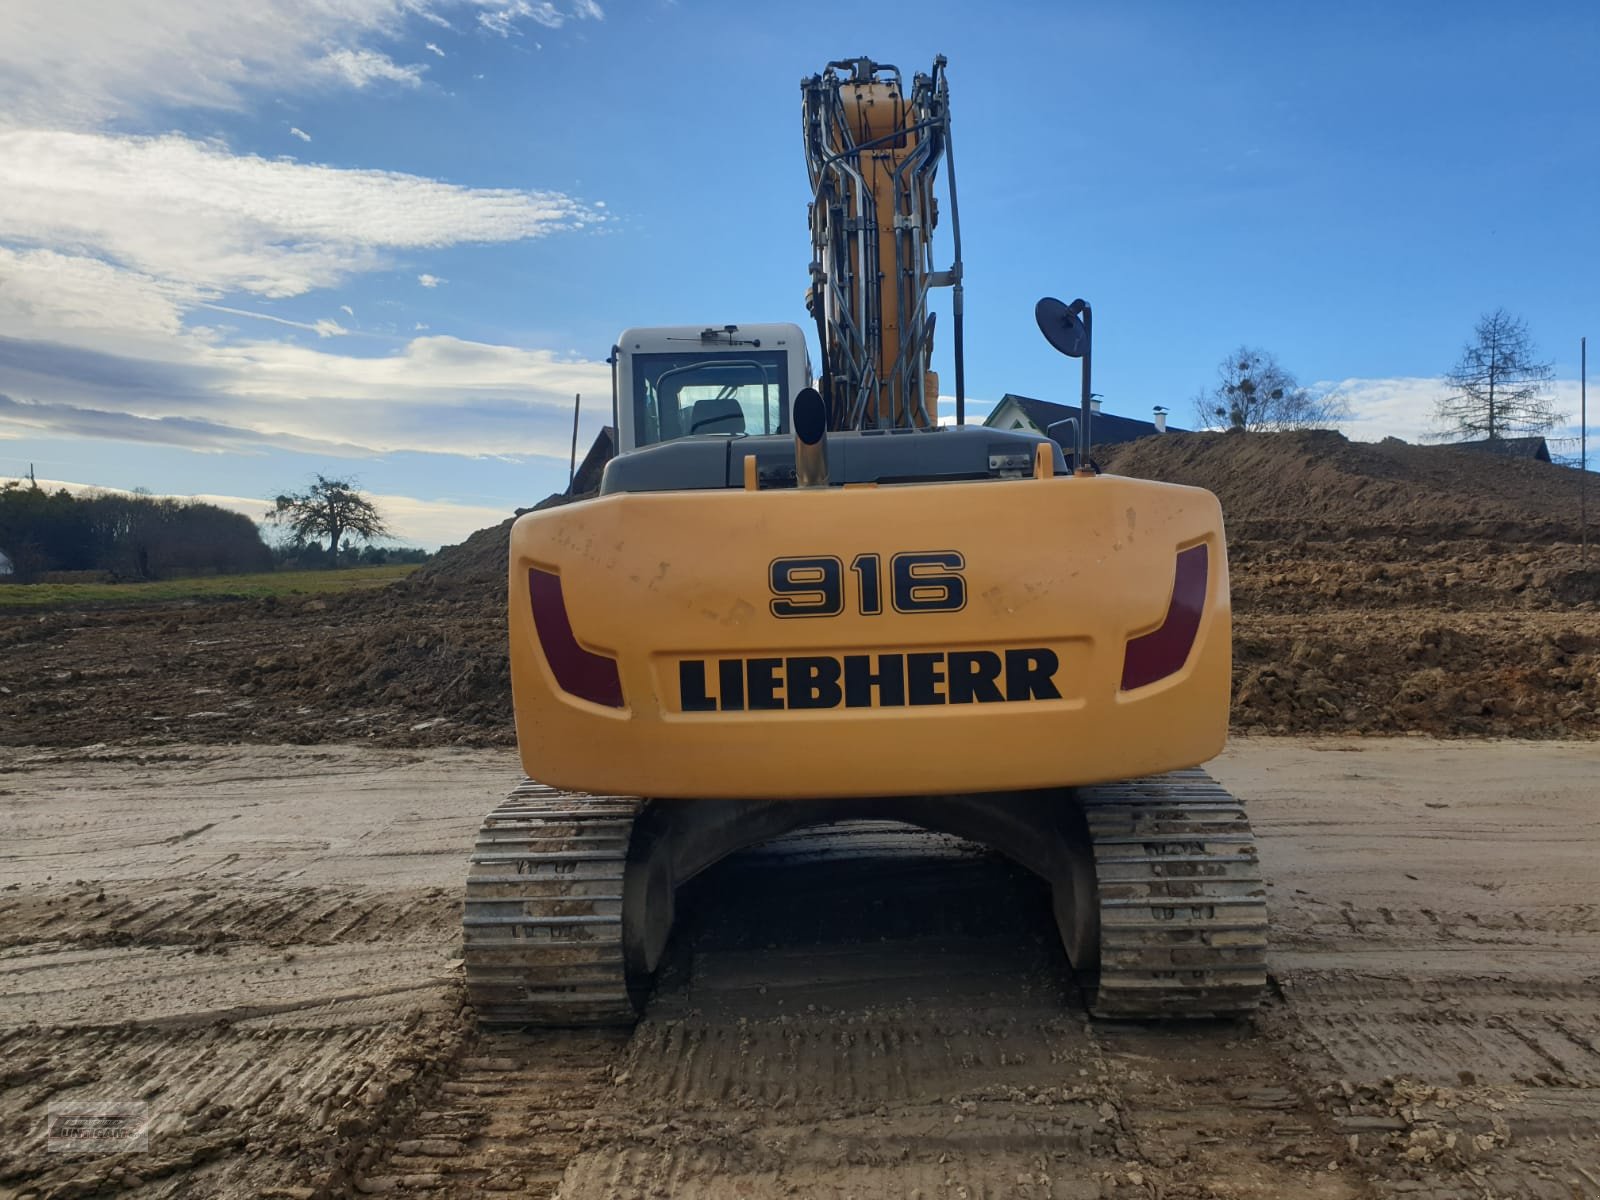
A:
<box><xmin>462</xmin><ymin>56</ymin><xmax>1267</xmax><ymax>1025</ymax></box>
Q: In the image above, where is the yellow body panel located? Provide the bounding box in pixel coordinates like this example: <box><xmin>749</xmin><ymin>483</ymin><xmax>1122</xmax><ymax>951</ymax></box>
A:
<box><xmin>509</xmin><ymin>474</ymin><xmax>1230</xmax><ymax>800</ymax></box>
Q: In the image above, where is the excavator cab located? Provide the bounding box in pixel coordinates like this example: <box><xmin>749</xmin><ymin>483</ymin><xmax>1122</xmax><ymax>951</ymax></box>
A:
<box><xmin>616</xmin><ymin>323</ymin><xmax>811</xmax><ymax>450</ymax></box>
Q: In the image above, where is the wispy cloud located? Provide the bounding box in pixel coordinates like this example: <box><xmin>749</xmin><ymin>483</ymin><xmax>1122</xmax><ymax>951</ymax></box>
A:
<box><xmin>1318</xmin><ymin>375</ymin><xmax>1591</xmax><ymax>445</ymax></box>
<box><xmin>0</xmin><ymin>130</ymin><xmax>604</xmax><ymax>308</ymax></box>
<box><xmin>417</xmin><ymin>273</ymin><xmax>445</xmax><ymax>288</ymax></box>
<box><xmin>315</xmin><ymin>47</ymin><xmax>424</xmax><ymax>89</ymax></box>
<box><xmin>425</xmin><ymin>41</ymin><xmax>446</xmax><ymax>57</ymax></box>
<box><xmin>289</xmin><ymin>125</ymin><xmax>312</xmax><ymax>142</ymax></box>
<box><xmin>0</xmin><ymin>1</ymin><xmax>604</xmax><ymax>129</ymax></box>
<box><xmin>478</xmin><ymin>0</ymin><xmax>602</xmax><ymax>37</ymax></box>
<box><xmin>200</xmin><ymin>304</ymin><xmax>349</xmax><ymax>338</ymax></box>
<box><xmin>0</xmin><ymin>333</ymin><xmax>610</xmax><ymax>460</ymax></box>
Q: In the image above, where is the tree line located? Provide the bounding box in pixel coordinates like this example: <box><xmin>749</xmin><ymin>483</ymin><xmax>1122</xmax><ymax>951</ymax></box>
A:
<box><xmin>1</xmin><ymin>482</ymin><xmax>273</xmax><ymax>582</ymax></box>
<box><xmin>1</xmin><ymin>475</ymin><xmax>428</xmax><ymax>583</ymax></box>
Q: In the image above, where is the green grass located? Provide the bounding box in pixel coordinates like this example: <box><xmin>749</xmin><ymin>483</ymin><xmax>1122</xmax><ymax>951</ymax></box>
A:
<box><xmin>0</xmin><ymin>564</ymin><xmax>418</xmax><ymax>609</ymax></box>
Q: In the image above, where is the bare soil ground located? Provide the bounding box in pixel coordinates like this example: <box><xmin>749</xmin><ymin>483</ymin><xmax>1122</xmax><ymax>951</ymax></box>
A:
<box><xmin>3</xmin><ymin>738</ymin><xmax>1597</xmax><ymax>1199</ymax></box>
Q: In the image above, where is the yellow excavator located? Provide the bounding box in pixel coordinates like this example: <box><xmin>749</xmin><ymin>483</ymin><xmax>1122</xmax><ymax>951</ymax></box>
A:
<box><xmin>462</xmin><ymin>56</ymin><xmax>1266</xmax><ymax>1025</ymax></box>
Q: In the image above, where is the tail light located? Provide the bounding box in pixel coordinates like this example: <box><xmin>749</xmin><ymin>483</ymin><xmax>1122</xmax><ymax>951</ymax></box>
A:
<box><xmin>527</xmin><ymin>568</ymin><xmax>624</xmax><ymax>708</ymax></box>
<box><xmin>1120</xmin><ymin>544</ymin><xmax>1208</xmax><ymax>692</ymax></box>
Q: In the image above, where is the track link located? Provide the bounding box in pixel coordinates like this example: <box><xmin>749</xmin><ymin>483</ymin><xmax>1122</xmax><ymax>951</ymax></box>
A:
<box><xmin>1077</xmin><ymin>768</ymin><xmax>1268</xmax><ymax>1018</ymax></box>
<box><xmin>463</xmin><ymin>780</ymin><xmax>644</xmax><ymax>1026</ymax></box>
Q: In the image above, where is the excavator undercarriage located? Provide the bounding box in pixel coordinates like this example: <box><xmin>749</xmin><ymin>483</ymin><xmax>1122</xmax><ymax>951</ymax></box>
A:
<box><xmin>464</xmin><ymin>771</ymin><xmax>1267</xmax><ymax>1025</ymax></box>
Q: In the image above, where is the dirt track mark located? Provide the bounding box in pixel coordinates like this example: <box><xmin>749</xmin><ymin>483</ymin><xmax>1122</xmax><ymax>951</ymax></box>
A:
<box><xmin>0</xmin><ymin>1005</ymin><xmax>471</xmax><ymax>1200</ymax></box>
<box><xmin>0</xmin><ymin>881</ymin><xmax>459</xmax><ymax>952</ymax></box>
<box><xmin>365</xmin><ymin>824</ymin><xmax>1360</xmax><ymax>1200</ymax></box>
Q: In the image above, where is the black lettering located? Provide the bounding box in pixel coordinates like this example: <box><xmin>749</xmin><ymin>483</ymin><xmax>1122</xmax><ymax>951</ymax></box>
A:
<box><xmin>907</xmin><ymin>652</ymin><xmax>947</xmax><ymax>705</ymax></box>
<box><xmin>746</xmin><ymin>658</ymin><xmax>784</xmax><ymax>709</ymax></box>
<box><xmin>717</xmin><ymin>658</ymin><xmax>745</xmax><ymax>712</ymax></box>
<box><xmin>1005</xmin><ymin>648</ymin><xmax>1062</xmax><ymax>701</ymax></box>
<box><xmin>770</xmin><ymin>557</ymin><xmax>843</xmax><ymax>618</ymax></box>
<box><xmin>678</xmin><ymin>660</ymin><xmax>716</xmax><ymax>712</ymax></box>
<box><xmin>786</xmin><ymin>656</ymin><xmax>842</xmax><ymax>708</ymax></box>
<box><xmin>844</xmin><ymin>653</ymin><xmax>906</xmax><ymax>707</ymax></box>
<box><xmin>947</xmin><ymin>650</ymin><xmax>1004</xmax><ymax>703</ymax></box>
<box><xmin>892</xmin><ymin>552</ymin><xmax>966</xmax><ymax>612</ymax></box>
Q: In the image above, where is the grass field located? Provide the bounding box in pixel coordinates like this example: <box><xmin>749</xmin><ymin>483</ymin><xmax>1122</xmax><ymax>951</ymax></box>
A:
<box><xmin>0</xmin><ymin>564</ymin><xmax>417</xmax><ymax>609</ymax></box>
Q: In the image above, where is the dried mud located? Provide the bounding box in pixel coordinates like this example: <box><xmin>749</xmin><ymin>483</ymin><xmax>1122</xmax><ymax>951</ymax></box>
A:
<box><xmin>2</xmin><ymin>739</ymin><xmax>1598</xmax><ymax>1199</ymax></box>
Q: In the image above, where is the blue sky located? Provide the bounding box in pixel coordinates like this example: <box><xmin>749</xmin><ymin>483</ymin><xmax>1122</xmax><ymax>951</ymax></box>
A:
<box><xmin>2</xmin><ymin>0</ymin><xmax>1596</xmax><ymax>547</ymax></box>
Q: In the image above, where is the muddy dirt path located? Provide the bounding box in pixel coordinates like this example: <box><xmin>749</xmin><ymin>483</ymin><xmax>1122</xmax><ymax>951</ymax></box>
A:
<box><xmin>2</xmin><ymin>739</ymin><xmax>1597</xmax><ymax>1199</ymax></box>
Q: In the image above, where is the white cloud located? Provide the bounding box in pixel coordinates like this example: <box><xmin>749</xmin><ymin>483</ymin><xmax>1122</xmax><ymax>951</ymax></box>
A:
<box><xmin>425</xmin><ymin>41</ymin><xmax>446</xmax><ymax>56</ymax></box>
<box><xmin>315</xmin><ymin>47</ymin><xmax>425</xmax><ymax>89</ymax></box>
<box><xmin>0</xmin><ymin>1</ymin><xmax>604</xmax><ymax>128</ymax></box>
<box><xmin>417</xmin><ymin>273</ymin><xmax>445</xmax><ymax>288</ymax></box>
<box><xmin>1318</xmin><ymin>375</ymin><xmax>1592</xmax><ymax>445</ymax></box>
<box><xmin>0</xmin><ymin>332</ymin><xmax>611</xmax><ymax>460</ymax></box>
<box><xmin>340</xmin><ymin>304</ymin><xmax>356</xmax><ymax>317</ymax></box>
<box><xmin>0</xmin><ymin>130</ymin><xmax>603</xmax><ymax>302</ymax></box>
<box><xmin>935</xmin><ymin>394</ymin><xmax>998</xmax><ymax>426</ymax></box>
<box><xmin>289</xmin><ymin>126</ymin><xmax>312</xmax><ymax>142</ymax></box>
<box><xmin>478</xmin><ymin>0</ymin><xmax>601</xmax><ymax>36</ymax></box>
<box><xmin>199</xmin><ymin>304</ymin><xmax>349</xmax><ymax>338</ymax></box>
<box><xmin>0</xmin><ymin>246</ymin><xmax>201</xmax><ymax>344</ymax></box>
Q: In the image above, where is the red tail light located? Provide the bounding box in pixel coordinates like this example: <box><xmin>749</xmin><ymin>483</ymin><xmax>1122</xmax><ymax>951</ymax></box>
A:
<box><xmin>527</xmin><ymin>568</ymin><xmax>624</xmax><ymax>708</ymax></box>
<box><xmin>1120</xmin><ymin>544</ymin><xmax>1208</xmax><ymax>692</ymax></box>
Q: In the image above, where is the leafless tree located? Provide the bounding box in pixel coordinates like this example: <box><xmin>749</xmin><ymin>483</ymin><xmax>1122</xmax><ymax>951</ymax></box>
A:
<box><xmin>269</xmin><ymin>476</ymin><xmax>390</xmax><ymax>563</ymax></box>
<box><xmin>1191</xmin><ymin>347</ymin><xmax>1349</xmax><ymax>432</ymax></box>
<box><xmin>1435</xmin><ymin>309</ymin><xmax>1558</xmax><ymax>441</ymax></box>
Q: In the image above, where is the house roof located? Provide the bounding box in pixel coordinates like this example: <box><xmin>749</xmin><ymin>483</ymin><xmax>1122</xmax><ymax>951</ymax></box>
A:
<box><xmin>1446</xmin><ymin>436</ymin><xmax>1552</xmax><ymax>463</ymax></box>
<box><xmin>986</xmin><ymin>394</ymin><xmax>1177</xmax><ymax>446</ymax></box>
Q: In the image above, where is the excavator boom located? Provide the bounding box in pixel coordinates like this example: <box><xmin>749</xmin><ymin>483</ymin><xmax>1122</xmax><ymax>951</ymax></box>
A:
<box><xmin>803</xmin><ymin>56</ymin><xmax>961</xmax><ymax>430</ymax></box>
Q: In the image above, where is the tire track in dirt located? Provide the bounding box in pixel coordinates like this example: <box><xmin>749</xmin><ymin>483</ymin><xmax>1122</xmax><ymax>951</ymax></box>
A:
<box><xmin>0</xmin><ymin>881</ymin><xmax>460</xmax><ymax>952</ymax></box>
<box><xmin>1224</xmin><ymin>743</ymin><xmax>1600</xmax><ymax>1199</ymax></box>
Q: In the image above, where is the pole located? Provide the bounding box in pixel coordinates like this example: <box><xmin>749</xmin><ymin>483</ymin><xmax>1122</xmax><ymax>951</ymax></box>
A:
<box><xmin>568</xmin><ymin>393</ymin><xmax>581</xmax><ymax>492</ymax></box>
<box><xmin>1079</xmin><ymin>304</ymin><xmax>1093</xmax><ymax>473</ymax></box>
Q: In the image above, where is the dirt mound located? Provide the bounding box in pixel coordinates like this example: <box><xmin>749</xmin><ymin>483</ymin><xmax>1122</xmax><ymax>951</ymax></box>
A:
<box><xmin>413</xmin><ymin>488</ymin><xmax>580</xmax><ymax>596</ymax></box>
<box><xmin>3</xmin><ymin>432</ymin><xmax>1596</xmax><ymax>748</ymax></box>
<box><xmin>413</xmin><ymin>514</ymin><xmax>516</xmax><ymax>593</ymax></box>
<box><xmin>1101</xmin><ymin>429</ymin><xmax>1585</xmax><ymax>540</ymax></box>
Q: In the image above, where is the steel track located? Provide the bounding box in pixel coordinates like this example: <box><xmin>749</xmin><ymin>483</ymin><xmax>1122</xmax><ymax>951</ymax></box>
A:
<box><xmin>462</xmin><ymin>769</ymin><xmax>1268</xmax><ymax>1026</ymax></box>
<box><xmin>1077</xmin><ymin>768</ymin><xmax>1269</xmax><ymax>1017</ymax></box>
<box><xmin>462</xmin><ymin>780</ymin><xmax>642</xmax><ymax>1026</ymax></box>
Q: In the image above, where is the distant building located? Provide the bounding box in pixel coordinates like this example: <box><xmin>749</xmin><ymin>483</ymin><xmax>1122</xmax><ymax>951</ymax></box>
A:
<box><xmin>0</xmin><ymin>549</ymin><xmax>12</xmax><ymax>577</ymax></box>
<box><xmin>983</xmin><ymin>394</ymin><xmax>1177</xmax><ymax>447</ymax></box>
<box><xmin>1446</xmin><ymin>436</ymin><xmax>1552</xmax><ymax>464</ymax></box>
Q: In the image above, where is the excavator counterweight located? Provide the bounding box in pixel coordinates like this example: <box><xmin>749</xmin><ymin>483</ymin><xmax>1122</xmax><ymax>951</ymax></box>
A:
<box><xmin>462</xmin><ymin>55</ymin><xmax>1267</xmax><ymax>1027</ymax></box>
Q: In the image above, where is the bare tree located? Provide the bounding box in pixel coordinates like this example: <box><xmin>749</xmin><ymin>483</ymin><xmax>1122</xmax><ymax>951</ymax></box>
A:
<box><xmin>1192</xmin><ymin>347</ymin><xmax>1349</xmax><ymax>431</ymax></box>
<box><xmin>1436</xmin><ymin>309</ymin><xmax>1557</xmax><ymax>441</ymax></box>
<box><xmin>269</xmin><ymin>476</ymin><xmax>390</xmax><ymax>563</ymax></box>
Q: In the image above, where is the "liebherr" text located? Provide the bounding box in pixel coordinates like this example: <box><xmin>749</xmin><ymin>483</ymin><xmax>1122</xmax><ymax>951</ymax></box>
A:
<box><xmin>677</xmin><ymin>648</ymin><xmax>1062</xmax><ymax>711</ymax></box>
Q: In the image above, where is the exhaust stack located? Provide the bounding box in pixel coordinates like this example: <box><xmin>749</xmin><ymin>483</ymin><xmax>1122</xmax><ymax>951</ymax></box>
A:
<box><xmin>794</xmin><ymin>386</ymin><xmax>829</xmax><ymax>487</ymax></box>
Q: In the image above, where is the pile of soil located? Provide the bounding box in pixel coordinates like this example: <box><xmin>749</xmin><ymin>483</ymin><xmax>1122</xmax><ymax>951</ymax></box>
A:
<box><xmin>3</xmin><ymin>431</ymin><xmax>1596</xmax><ymax>747</ymax></box>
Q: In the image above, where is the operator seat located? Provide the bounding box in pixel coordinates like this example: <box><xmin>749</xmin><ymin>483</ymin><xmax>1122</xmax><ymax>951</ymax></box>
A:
<box><xmin>689</xmin><ymin>396</ymin><xmax>746</xmax><ymax>435</ymax></box>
